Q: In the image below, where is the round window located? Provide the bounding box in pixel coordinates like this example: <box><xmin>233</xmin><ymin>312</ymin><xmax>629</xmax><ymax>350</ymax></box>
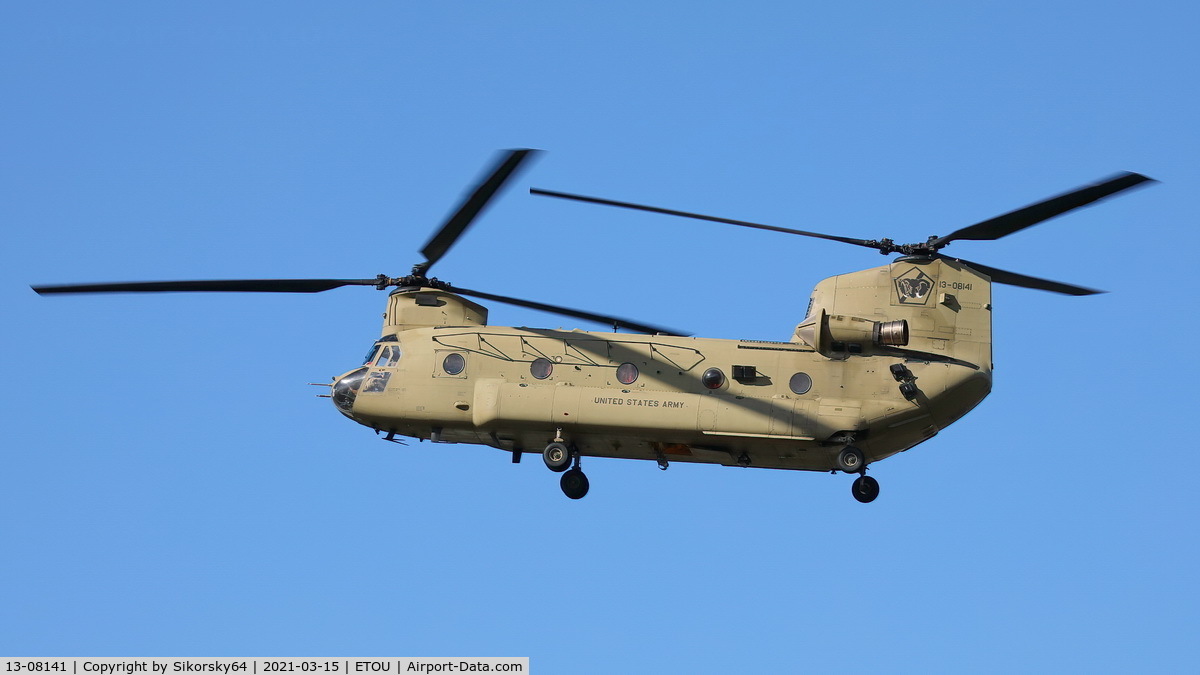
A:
<box><xmin>442</xmin><ymin>353</ymin><xmax>466</xmax><ymax>375</ymax></box>
<box><xmin>616</xmin><ymin>362</ymin><xmax>639</xmax><ymax>385</ymax></box>
<box><xmin>789</xmin><ymin>372</ymin><xmax>813</xmax><ymax>395</ymax></box>
<box><xmin>701</xmin><ymin>368</ymin><xmax>725</xmax><ymax>390</ymax></box>
<box><xmin>530</xmin><ymin>357</ymin><xmax>553</xmax><ymax>380</ymax></box>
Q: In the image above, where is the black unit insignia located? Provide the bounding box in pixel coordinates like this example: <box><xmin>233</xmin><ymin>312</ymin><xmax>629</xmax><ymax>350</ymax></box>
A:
<box><xmin>894</xmin><ymin>267</ymin><xmax>934</xmax><ymax>305</ymax></box>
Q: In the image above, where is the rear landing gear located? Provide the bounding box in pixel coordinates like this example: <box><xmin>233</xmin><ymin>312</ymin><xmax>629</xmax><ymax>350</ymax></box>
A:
<box><xmin>836</xmin><ymin>446</ymin><xmax>864</xmax><ymax>473</ymax></box>
<box><xmin>837</xmin><ymin>445</ymin><xmax>878</xmax><ymax>503</ymax></box>
<box><xmin>851</xmin><ymin>474</ymin><xmax>880</xmax><ymax>503</ymax></box>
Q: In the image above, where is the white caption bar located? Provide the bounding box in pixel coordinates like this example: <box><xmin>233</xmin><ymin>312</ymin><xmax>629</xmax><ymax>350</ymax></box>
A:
<box><xmin>1</xmin><ymin>659</ymin><xmax>528</xmax><ymax>675</ymax></box>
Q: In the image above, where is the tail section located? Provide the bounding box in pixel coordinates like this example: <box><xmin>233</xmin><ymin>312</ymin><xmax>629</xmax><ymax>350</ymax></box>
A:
<box><xmin>795</xmin><ymin>257</ymin><xmax>992</xmax><ymax>372</ymax></box>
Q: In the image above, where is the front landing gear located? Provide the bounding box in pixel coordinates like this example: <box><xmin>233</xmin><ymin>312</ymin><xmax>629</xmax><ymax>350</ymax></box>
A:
<box><xmin>544</xmin><ymin>438</ymin><xmax>590</xmax><ymax>499</ymax></box>
<box><xmin>543</xmin><ymin>442</ymin><xmax>572</xmax><ymax>473</ymax></box>
<box><xmin>851</xmin><ymin>474</ymin><xmax>880</xmax><ymax>503</ymax></box>
<box><xmin>560</xmin><ymin>468</ymin><xmax>590</xmax><ymax>499</ymax></box>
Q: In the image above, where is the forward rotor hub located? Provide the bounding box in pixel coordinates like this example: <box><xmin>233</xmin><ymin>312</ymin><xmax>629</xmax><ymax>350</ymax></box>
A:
<box><xmin>373</xmin><ymin>273</ymin><xmax>457</xmax><ymax>293</ymax></box>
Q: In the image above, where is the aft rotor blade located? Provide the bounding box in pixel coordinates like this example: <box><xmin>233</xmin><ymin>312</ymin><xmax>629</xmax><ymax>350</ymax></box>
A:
<box><xmin>531</xmin><ymin>188</ymin><xmax>881</xmax><ymax>250</ymax></box>
<box><xmin>451</xmin><ymin>284</ymin><xmax>688</xmax><ymax>336</ymax></box>
<box><xmin>931</xmin><ymin>172</ymin><xmax>1155</xmax><ymax>248</ymax></box>
<box><xmin>940</xmin><ymin>256</ymin><xmax>1103</xmax><ymax>296</ymax></box>
<box><xmin>419</xmin><ymin>149</ymin><xmax>540</xmax><ymax>274</ymax></box>
<box><xmin>32</xmin><ymin>278</ymin><xmax>381</xmax><ymax>295</ymax></box>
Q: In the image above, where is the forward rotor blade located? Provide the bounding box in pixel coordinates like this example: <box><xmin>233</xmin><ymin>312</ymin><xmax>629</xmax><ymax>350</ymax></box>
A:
<box><xmin>451</xmin><ymin>284</ymin><xmax>688</xmax><ymax>336</ymax></box>
<box><xmin>32</xmin><ymin>278</ymin><xmax>381</xmax><ymax>295</ymax></box>
<box><xmin>419</xmin><ymin>149</ymin><xmax>540</xmax><ymax>274</ymax></box>
<box><xmin>531</xmin><ymin>188</ymin><xmax>881</xmax><ymax>250</ymax></box>
<box><xmin>939</xmin><ymin>256</ymin><xmax>1102</xmax><ymax>296</ymax></box>
<box><xmin>932</xmin><ymin>172</ymin><xmax>1155</xmax><ymax>248</ymax></box>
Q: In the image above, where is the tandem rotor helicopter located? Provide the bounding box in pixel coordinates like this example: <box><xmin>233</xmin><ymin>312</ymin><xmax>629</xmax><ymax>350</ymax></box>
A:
<box><xmin>33</xmin><ymin>150</ymin><xmax>1154</xmax><ymax>502</ymax></box>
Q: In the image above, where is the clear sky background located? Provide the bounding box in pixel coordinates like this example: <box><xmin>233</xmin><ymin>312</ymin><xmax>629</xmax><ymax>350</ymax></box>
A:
<box><xmin>2</xmin><ymin>2</ymin><xmax>1196</xmax><ymax>672</ymax></box>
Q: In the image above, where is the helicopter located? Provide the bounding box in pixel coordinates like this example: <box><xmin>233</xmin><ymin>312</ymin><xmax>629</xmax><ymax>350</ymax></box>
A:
<box><xmin>33</xmin><ymin>149</ymin><xmax>1153</xmax><ymax>502</ymax></box>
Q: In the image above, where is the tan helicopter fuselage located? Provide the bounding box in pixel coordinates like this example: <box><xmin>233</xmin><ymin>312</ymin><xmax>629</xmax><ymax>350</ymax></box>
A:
<box><xmin>332</xmin><ymin>257</ymin><xmax>993</xmax><ymax>472</ymax></box>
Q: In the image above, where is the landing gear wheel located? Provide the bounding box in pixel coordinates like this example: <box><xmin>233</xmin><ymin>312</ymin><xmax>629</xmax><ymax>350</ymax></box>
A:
<box><xmin>560</xmin><ymin>468</ymin><xmax>590</xmax><ymax>499</ymax></box>
<box><xmin>851</xmin><ymin>475</ymin><xmax>880</xmax><ymax>503</ymax></box>
<box><xmin>543</xmin><ymin>442</ymin><xmax>572</xmax><ymax>473</ymax></box>
<box><xmin>836</xmin><ymin>446</ymin><xmax>864</xmax><ymax>473</ymax></box>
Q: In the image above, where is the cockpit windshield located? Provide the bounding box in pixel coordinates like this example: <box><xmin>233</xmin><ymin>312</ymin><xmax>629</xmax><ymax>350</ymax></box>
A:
<box><xmin>362</xmin><ymin>335</ymin><xmax>400</xmax><ymax>365</ymax></box>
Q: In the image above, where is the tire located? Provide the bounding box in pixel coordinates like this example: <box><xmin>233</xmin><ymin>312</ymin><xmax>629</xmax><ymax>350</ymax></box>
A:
<box><xmin>543</xmin><ymin>442</ymin><xmax>572</xmax><ymax>472</ymax></box>
<box><xmin>852</xmin><ymin>475</ymin><xmax>880</xmax><ymax>503</ymax></box>
<box><xmin>836</xmin><ymin>446</ymin><xmax>864</xmax><ymax>473</ymax></box>
<box><xmin>560</xmin><ymin>468</ymin><xmax>590</xmax><ymax>499</ymax></box>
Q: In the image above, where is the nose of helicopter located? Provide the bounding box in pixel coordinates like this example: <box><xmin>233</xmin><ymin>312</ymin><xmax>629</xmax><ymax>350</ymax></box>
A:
<box><xmin>331</xmin><ymin>366</ymin><xmax>368</xmax><ymax>416</ymax></box>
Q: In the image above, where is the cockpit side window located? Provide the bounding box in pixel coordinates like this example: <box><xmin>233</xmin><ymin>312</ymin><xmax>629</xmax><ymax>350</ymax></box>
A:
<box><xmin>374</xmin><ymin>345</ymin><xmax>401</xmax><ymax>367</ymax></box>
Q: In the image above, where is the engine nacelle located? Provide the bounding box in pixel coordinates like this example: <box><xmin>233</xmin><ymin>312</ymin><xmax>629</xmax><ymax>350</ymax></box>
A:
<box><xmin>794</xmin><ymin>308</ymin><xmax>909</xmax><ymax>357</ymax></box>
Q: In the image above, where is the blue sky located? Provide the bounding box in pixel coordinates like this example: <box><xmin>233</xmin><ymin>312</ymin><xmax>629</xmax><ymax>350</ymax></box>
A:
<box><xmin>2</xmin><ymin>2</ymin><xmax>1197</xmax><ymax>671</ymax></box>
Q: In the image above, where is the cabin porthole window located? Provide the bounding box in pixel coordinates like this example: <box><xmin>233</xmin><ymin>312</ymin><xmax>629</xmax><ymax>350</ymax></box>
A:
<box><xmin>442</xmin><ymin>353</ymin><xmax>466</xmax><ymax>375</ymax></box>
<box><xmin>702</xmin><ymin>368</ymin><xmax>725</xmax><ymax>390</ymax></box>
<box><xmin>616</xmin><ymin>362</ymin><xmax>639</xmax><ymax>385</ymax></box>
<box><xmin>530</xmin><ymin>358</ymin><xmax>553</xmax><ymax>380</ymax></box>
<box><xmin>789</xmin><ymin>372</ymin><xmax>813</xmax><ymax>395</ymax></box>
